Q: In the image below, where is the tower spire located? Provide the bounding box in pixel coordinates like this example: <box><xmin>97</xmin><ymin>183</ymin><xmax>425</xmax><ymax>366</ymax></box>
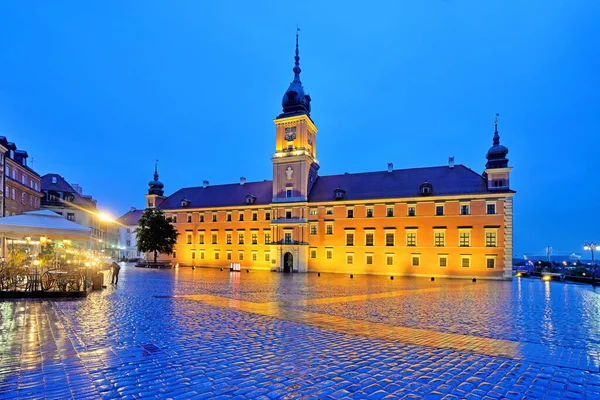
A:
<box><xmin>493</xmin><ymin>113</ymin><xmax>500</xmax><ymax>146</ymax></box>
<box><xmin>154</xmin><ymin>159</ymin><xmax>159</xmax><ymax>181</ymax></box>
<box><xmin>293</xmin><ymin>27</ymin><xmax>301</xmax><ymax>80</ymax></box>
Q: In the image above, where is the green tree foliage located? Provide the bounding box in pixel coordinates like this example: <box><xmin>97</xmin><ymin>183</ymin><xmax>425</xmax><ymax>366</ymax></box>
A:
<box><xmin>135</xmin><ymin>208</ymin><xmax>178</xmax><ymax>264</ymax></box>
<box><xmin>38</xmin><ymin>243</ymin><xmax>55</xmax><ymax>267</ymax></box>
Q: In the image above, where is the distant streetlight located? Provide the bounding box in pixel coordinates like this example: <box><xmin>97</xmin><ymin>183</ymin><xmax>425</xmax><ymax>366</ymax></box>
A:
<box><xmin>98</xmin><ymin>212</ymin><xmax>115</xmax><ymax>223</ymax></box>
<box><xmin>583</xmin><ymin>243</ymin><xmax>599</xmax><ymax>286</ymax></box>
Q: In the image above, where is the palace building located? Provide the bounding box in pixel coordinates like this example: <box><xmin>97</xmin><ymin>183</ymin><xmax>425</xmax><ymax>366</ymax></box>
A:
<box><xmin>147</xmin><ymin>34</ymin><xmax>515</xmax><ymax>279</ymax></box>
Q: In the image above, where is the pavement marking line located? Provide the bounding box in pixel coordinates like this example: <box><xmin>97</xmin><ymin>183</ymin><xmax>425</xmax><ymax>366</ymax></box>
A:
<box><xmin>267</xmin><ymin>286</ymin><xmax>453</xmax><ymax>307</ymax></box>
<box><xmin>177</xmin><ymin>294</ymin><xmax>521</xmax><ymax>360</ymax></box>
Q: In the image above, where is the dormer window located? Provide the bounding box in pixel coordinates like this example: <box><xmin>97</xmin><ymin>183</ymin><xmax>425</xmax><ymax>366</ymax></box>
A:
<box><xmin>333</xmin><ymin>186</ymin><xmax>346</xmax><ymax>200</ymax></box>
<box><xmin>419</xmin><ymin>181</ymin><xmax>433</xmax><ymax>196</ymax></box>
<box><xmin>180</xmin><ymin>198</ymin><xmax>191</xmax><ymax>207</ymax></box>
<box><xmin>52</xmin><ymin>177</ymin><xmax>57</xmax><ymax>184</ymax></box>
<box><xmin>245</xmin><ymin>194</ymin><xmax>257</xmax><ymax>205</ymax></box>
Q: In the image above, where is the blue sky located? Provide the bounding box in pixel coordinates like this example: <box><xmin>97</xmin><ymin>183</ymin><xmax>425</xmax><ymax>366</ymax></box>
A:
<box><xmin>0</xmin><ymin>1</ymin><xmax>598</xmax><ymax>256</ymax></box>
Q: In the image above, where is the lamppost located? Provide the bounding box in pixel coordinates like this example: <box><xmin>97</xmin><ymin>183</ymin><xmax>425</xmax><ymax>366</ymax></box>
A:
<box><xmin>583</xmin><ymin>242</ymin><xmax>599</xmax><ymax>287</ymax></box>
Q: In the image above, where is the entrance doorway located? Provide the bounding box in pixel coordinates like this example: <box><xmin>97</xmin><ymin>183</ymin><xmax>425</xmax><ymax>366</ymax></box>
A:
<box><xmin>283</xmin><ymin>252</ymin><xmax>293</xmax><ymax>273</ymax></box>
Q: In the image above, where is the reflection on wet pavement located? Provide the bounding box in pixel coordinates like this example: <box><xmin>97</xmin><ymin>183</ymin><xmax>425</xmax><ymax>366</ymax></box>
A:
<box><xmin>1</xmin><ymin>266</ymin><xmax>600</xmax><ymax>399</ymax></box>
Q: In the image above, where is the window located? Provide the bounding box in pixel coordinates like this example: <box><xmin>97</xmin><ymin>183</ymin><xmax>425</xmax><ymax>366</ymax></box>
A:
<box><xmin>366</xmin><ymin>208</ymin><xmax>374</xmax><ymax>218</ymax></box>
<box><xmin>186</xmin><ymin>232</ymin><xmax>192</xmax><ymax>245</ymax></box>
<box><xmin>486</xmin><ymin>232</ymin><xmax>497</xmax><ymax>247</ymax></box>
<box><xmin>309</xmin><ymin>209</ymin><xmax>318</xmax><ymax>216</ymax></box>
<box><xmin>439</xmin><ymin>255</ymin><xmax>448</xmax><ymax>268</ymax></box>
<box><xmin>434</xmin><ymin>232</ymin><xmax>445</xmax><ymax>247</ymax></box>
<box><xmin>187</xmin><ymin>214</ymin><xmax>192</xmax><ymax>223</ymax></box>
<box><xmin>227</xmin><ymin>213</ymin><xmax>232</xmax><ymax>222</ymax></box>
<box><xmin>386</xmin><ymin>207</ymin><xmax>394</xmax><ymax>217</ymax></box>
<box><xmin>226</xmin><ymin>233</ymin><xmax>232</xmax><ymax>245</ymax></box>
<box><xmin>173</xmin><ymin>251</ymin><xmax>177</xmax><ymax>259</ymax></box>
<box><xmin>461</xmin><ymin>256</ymin><xmax>470</xmax><ymax>268</ymax></box>
<box><xmin>487</xmin><ymin>203</ymin><xmax>496</xmax><ymax>215</ymax></box>
<box><xmin>226</xmin><ymin>251</ymin><xmax>232</xmax><ymax>260</ymax></box>
<box><xmin>411</xmin><ymin>254</ymin><xmax>420</xmax><ymax>267</ymax></box>
<box><xmin>406</xmin><ymin>232</ymin><xmax>417</xmax><ymax>247</ymax></box>
<box><xmin>346</xmin><ymin>232</ymin><xmax>354</xmax><ymax>246</ymax></box>
<box><xmin>12</xmin><ymin>170</ymin><xmax>15</xmax><ymax>179</ymax></box>
<box><xmin>126</xmin><ymin>240</ymin><xmax>131</xmax><ymax>246</ymax></box>
<box><xmin>366</xmin><ymin>254</ymin><xmax>373</xmax><ymax>265</ymax></box>
<box><xmin>200</xmin><ymin>213</ymin><xmax>205</xmax><ymax>222</ymax></box>
<box><xmin>326</xmin><ymin>224</ymin><xmax>333</xmax><ymax>235</ymax></box>
<box><xmin>212</xmin><ymin>233</ymin><xmax>218</xmax><ymax>245</ymax></box>
<box><xmin>264</xmin><ymin>232</ymin><xmax>271</xmax><ymax>244</ymax></box>
<box><xmin>310</xmin><ymin>225</ymin><xmax>317</xmax><ymax>235</ymax></box>
<box><xmin>239</xmin><ymin>213</ymin><xmax>244</xmax><ymax>222</ymax></box>
<box><xmin>286</xmin><ymin>189</ymin><xmax>293</xmax><ymax>198</ymax></box>
<box><xmin>252</xmin><ymin>251</ymin><xmax>257</xmax><ymax>261</ymax></box>
<box><xmin>284</xmin><ymin>233</ymin><xmax>293</xmax><ymax>244</ymax></box>
<box><xmin>212</xmin><ymin>213</ymin><xmax>217</xmax><ymax>222</ymax></box>
<box><xmin>200</xmin><ymin>251</ymin><xmax>204</xmax><ymax>260</ymax></box>
<box><xmin>365</xmin><ymin>232</ymin><xmax>374</xmax><ymax>246</ymax></box>
<box><xmin>199</xmin><ymin>233</ymin><xmax>205</xmax><ymax>244</ymax></box>
<box><xmin>460</xmin><ymin>204</ymin><xmax>470</xmax><ymax>215</ymax></box>
<box><xmin>238</xmin><ymin>233</ymin><xmax>245</xmax><ymax>245</ymax></box>
<box><xmin>459</xmin><ymin>232</ymin><xmax>470</xmax><ymax>247</ymax></box>
<box><xmin>346</xmin><ymin>253</ymin><xmax>354</xmax><ymax>265</ymax></box>
<box><xmin>21</xmin><ymin>192</ymin><xmax>25</xmax><ymax>204</ymax></box>
<box><xmin>252</xmin><ymin>212</ymin><xmax>258</xmax><ymax>221</ymax></box>
<box><xmin>11</xmin><ymin>188</ymin><xmax>15</xmax><ymax>200</ymax></box>
<box><xmin>265</xmin><ymin>253</ymin><xmax>270</xmax><ymax>262</ymax></box>
<box><xmin>386</xmin><ymin>233</ymin><xmax>395</xmax><ymax>247</ymax></box>
<box><xmin>5</xmin><ymin>167</ymin><xmax>8</xmax><ymax>177</ymax></box>
<box><xmin>486</xmin><ymin>257</ymin><xmax>496</xmax><ymax>269</ymax></box>
<box><xmin>286</xmin><ymin>211</ymin><xmax>292</xmax><ymax>219</ymax></box>
<box><xmin>21</xmin><ymin>176</ymin><xmax>25</xmax><ymax>185</ymax></box>
<box><xmin>191</xmin><ymin>251</ymin><xmax>196</xmax><ymax>260</ymax></box>
<box><xmin>435</xmin><ymin>205</ymin><xmax>444</xmax><ymax>216</ymax></box>
<box><xmin>251</xmin><ymin>233</ymin><xmax>258</xmax><ymax>245</ymax></box>
<box><xmin>326</xmin><ymin>248</ymin><xmax>333</xmax><ymax>259</ymax></box>
<box><xmin>67</xmin><ymin>213</ymin><xmax>75</xmax><ymax>221</ymax></box>
<box><xmin>265</xmin><ymin>211</ymin><xmax>271</xmax><ymax>221</ymax></box>
<box><xmin>386</xmin><ymin>254</ymin><xmax>394</xmax><ymax>266</ymax></box>
<box><xmin>326</xmin><ymin>208</ymin><xmax>333</xmax><ymax>215</ymax></box>
<box><xmin>347</xmin><ymin>208</ymin><xmax>354</xmax><ymax>218</ymax></box>
<box><xmin>172</xmin><ymin>214</ymin><xmax>178</xmax><ymax>223</ymax></box>
<box><xmin>407</xmin><ymin>206</ymin><xmax>416</xmax><ymax>216</ymax></box>
<box><xmin>310</xmin><ymin>249</ymin><xmax>317</xmax><ymax>259</ymax></box>
<box><xmin>239</xmin><ymin>252</ymin><xmax>244</xmax><ymax>261</ymax></box>
<box><xmin>214</xmin><ymin>251</ymin><xmax>220</xmax><ymax>260</ymax></box>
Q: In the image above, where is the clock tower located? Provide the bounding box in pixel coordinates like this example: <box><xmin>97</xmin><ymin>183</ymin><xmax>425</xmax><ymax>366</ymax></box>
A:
<box><xmin>272</xmin><ymin>31</ymin><xmax>319</xmax><ymax>203</ymax></box>
<box><xmin>270</xmin><ymin>31</ymin><xmax>318</xmax><ymax>273</ymax></box>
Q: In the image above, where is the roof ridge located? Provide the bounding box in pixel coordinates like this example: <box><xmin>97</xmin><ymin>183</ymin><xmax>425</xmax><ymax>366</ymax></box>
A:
<box><xmin>320</xmin><ymin>164</ymin><xmax>471</xmax><ymax>179</ymax></box>
<box><xmin>177</xmin><ymin>179</ymin><xmax>273</xmax><ymax>191</ymax></box>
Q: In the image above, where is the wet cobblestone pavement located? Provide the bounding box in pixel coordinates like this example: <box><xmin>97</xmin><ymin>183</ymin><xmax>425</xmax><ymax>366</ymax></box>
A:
<box><xmin>1</xmin><ymin>266</ymin><xmax>600</xmax><ymax>399</ymax></box>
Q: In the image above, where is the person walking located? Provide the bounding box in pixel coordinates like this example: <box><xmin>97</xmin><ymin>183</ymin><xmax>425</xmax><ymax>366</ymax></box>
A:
<box><xmin>111</xmin><ymin>261</ymin><xmax>121</xmax><ymax>285</ymax></box>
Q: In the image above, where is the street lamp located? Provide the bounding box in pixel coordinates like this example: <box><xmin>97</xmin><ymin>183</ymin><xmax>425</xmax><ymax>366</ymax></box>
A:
<box><xmin>583</xmin><ymin>242</ymin><xmax>600</xmax><ymax>287</ymax></box>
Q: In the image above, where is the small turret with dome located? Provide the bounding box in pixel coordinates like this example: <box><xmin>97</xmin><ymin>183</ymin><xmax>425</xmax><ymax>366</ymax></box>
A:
<box><xmin>148</xmin><ymin>161</ymin><xmax>164</xmax><ymax>196</ymax></box>
<box><xmin>278</xmin><ymin>29</ymin><xmax>311</xmax><ymax>119</ymax></box>
<box><xmin>486</xmin><ymin>113</ymin><xmax>509</xmax><ymax>169</ymax></box>
<box><xmin>484</xmin><ymin>114</ymin><xmax>512</xmax><ymax>191</ymax></box>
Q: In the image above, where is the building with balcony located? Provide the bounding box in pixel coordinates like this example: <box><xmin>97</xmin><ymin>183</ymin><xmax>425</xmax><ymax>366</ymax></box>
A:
<box><xmin>0</xmin><ymin>137</ymin><xmax>42</xmax><ymax>217</ymax></box>
<box><xmin>40</xmin><ymin>174</ymin><xmax>107</xmax><ymax>249</ymax></box>
<box><xmin>146</xmin><ymin>34</ymin><xmax>515</xmax><ymax>279</ymax></box>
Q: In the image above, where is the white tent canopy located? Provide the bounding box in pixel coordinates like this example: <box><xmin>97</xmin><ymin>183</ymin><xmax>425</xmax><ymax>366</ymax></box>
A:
<box><xmin>0</xmin><ymin>210</ymin><xmax>92</xmax><ymax>240</ymax></box>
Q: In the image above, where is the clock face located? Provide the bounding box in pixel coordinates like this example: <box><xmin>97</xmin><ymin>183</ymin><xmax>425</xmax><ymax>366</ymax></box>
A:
<box><xmin>285</xmin><ymin>127</ymin><xmax>296</xmax><ymax>141</ymax></box>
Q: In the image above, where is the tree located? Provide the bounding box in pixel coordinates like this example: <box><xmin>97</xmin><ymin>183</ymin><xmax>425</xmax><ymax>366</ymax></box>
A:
<box><xmin>135</xmin><ymin>208</ymin><xmax>178</xmax><ymax>264</ymax></box>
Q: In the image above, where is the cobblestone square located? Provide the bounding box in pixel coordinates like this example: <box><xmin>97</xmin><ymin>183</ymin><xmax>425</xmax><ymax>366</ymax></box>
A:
<box><xmin>1</xmin><ymin>266</ymin><xmax>600</xmax><ymax>399</ymax></box>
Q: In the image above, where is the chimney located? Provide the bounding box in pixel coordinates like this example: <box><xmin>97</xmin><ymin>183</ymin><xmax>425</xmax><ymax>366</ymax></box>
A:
<box><xmin>72</xmin><ymin>184</ymin><xmax>84</xmax><ymax>195</ymax></box>
<box><xmin>387</xmin><ymin>162</ymin><xmax>393</xmax><ymax>173</ymax></box>
<box><xmin>240</xmin><ymin>177</ymin><xmax>246</xmax><ymax>185</ymax></box>
<box><xmin>203</xmin><ymin>180</ymin><xmax>209</xmax><ymax>188</ymax></box>
<box><xmin>448</xmin><ymin>157</ymin><xmax>455</xmax><ymax>169</ymax></box>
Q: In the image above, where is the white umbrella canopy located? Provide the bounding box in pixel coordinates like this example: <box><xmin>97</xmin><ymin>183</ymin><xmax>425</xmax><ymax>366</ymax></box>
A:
<box><xmin>0</xmin><ymin>210</ymin><xmax>92</xmax><ymax>240</ymax></box>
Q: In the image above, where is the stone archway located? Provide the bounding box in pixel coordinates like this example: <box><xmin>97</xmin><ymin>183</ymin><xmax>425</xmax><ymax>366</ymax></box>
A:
<box><xmin>283</xmin><ymin>252</ymin><xmax>293</xmax><ymax>273</ymax></box>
